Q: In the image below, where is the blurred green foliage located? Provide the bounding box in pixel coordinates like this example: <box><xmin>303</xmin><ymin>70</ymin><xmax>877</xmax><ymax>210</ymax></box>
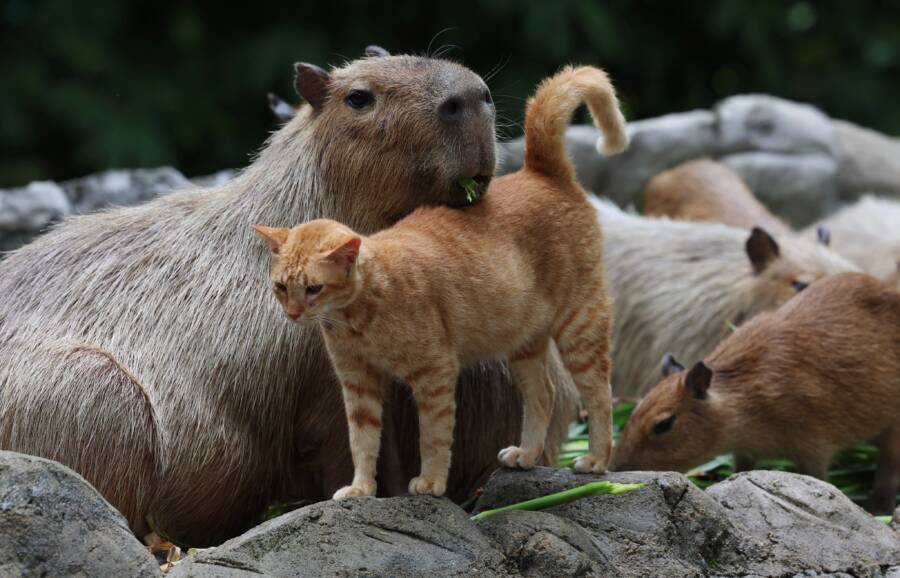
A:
<box><xmin>2</xmin><ymin>0</ymin><xmax>899</xmax><ymax>186</ymax></box>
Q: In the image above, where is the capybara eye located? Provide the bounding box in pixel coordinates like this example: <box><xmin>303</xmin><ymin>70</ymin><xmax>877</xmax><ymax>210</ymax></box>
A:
<box><xmin>792</xmin><ymin>280</ymin><xmax>809</xmax><ymax>292</ymax></box>
<box><xmin>306</xmin><ymin>284</ymin><xmax>323</xmax><ymax>295</ymax></box>
<box><xmin>345</xmin><ymin>89</ymin><xmax>375</xmax><ymax>110</ymax></box>
<box><xmin>483</xmin><ymin>89</ymin><xmax>493</xmax><ymax>105</ymax></box>
<box><xmin>274</xmin><ymin>282</ymin><xmax>287</xmax><ymax>293</ymax></box>
<box><xmin>652</xmin><ymin>415</ymin><xmax>676</xmax><ymax>435</ymax></box>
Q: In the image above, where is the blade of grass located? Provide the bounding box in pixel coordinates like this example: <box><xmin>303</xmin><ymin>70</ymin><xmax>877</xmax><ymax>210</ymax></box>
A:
<box><xmin>471</xmin><ymin>481</ymin><xmax>644</xmax><ymax>522</ymax></box>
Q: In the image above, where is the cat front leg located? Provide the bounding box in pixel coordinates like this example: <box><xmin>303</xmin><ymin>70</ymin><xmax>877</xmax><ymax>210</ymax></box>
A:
<box><xmin>332</xmin><ymin>362</ymin><xmax>386</xmax><ymax>500</ymax></box>
<box><xmin>499</xmin><ymin>337</ymin><xmax>555</xmax><ymax>469</ymax></box>
<box><xmin>405</xmin><ymin>361</ymin><xmax>459</xmax><ymax>497</ymax></box>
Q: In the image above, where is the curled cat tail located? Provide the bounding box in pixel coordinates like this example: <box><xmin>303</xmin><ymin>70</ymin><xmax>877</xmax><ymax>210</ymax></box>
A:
<box><xmin>523</xmin><ymin>65</ymin><xmax>629</xmax><ymax>179</ymax></box>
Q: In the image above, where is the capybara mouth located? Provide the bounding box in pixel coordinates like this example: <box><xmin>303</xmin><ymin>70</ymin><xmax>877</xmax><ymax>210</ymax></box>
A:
<box><xmin>449</xmin><ymin>174</ymin><xmax>492</xmax><ymax>207</ymax></box>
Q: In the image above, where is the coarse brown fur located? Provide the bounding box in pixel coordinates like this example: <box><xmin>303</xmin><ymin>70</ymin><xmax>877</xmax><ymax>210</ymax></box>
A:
<box><xmin>611</xmin><ymin>272</ymin><xmax>900</xmax><ymax>512</ymax></box>
<box><xmin>643</xmin><ymin>159</ymin><xmax>793</xmax><ymax>236</ymax></box>
<box><xmin>256</xmin><ymin>65</ymin><xmax>629</xmax><ymax>498</ymax></box>
<box><xmin>0</xmin><ymin>52</ymin><xmax>579</xmax><ymax>546</ymax></box>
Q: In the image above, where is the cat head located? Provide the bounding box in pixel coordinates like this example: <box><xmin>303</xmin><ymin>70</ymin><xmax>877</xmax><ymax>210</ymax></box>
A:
<box><xmin>253</xmin><ymin>219</ymin><xmax>363</xmax><ymax>324</ymax></box>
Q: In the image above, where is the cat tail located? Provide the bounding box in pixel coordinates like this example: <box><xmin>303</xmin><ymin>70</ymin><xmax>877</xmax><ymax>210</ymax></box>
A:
<box><xmin>523</xmin><ymin>65</ymin><xmax>629</xmax><ymax>180</ymax></box>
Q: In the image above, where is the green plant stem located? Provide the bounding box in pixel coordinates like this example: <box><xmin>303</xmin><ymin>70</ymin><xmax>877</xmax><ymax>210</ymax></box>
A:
<box><xmin>470</xmin><ymin>481</ymin><xmax>644</xmax><ymax>522</ymax></box>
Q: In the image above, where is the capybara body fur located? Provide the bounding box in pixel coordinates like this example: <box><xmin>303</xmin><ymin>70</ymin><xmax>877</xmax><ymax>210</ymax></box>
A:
<box><xmin>644</xmin><ymin>159</ymin><xmax>793</xmax><ymax>236</ymax></box>
<box><xmin>0</xmin><ymin>53</ymin><xmax>579</xmax><ymax>546</ymax></box>
<box><xmin>593</xmin><ymin>199</ymin><xmax>857</xmax><ymax>397</ymax></box>
<box><xmin>612</xmin><ymin>272</ymin><xmax>900</xmax><ymax>513</ymax></box>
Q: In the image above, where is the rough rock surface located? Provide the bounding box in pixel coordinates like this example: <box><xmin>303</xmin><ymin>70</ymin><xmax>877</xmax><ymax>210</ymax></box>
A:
<box><xmin>167</xmin><ymin>467</ymin><xmax>899</xmax><ymax>577</ymax></box>
<box><xmin>0</xmin><ymin>451</ymin><xmax>160</xmax><ymax>578</ymax></box>
<box><xmin>61</xmin><ymin>166</ymin><xmax>193</xmax><ymax>214</ymax></box>
<box><xmin>168</xmin><ymin>496</ymin><xmax>511</xmax><ymax>578</ymax></box>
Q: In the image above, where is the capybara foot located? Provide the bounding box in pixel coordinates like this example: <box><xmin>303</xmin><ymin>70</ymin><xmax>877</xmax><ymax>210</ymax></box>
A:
<box><xmin>408</xmin><ymin>475</ymin><xmax>447</xmax><ymax>496</ymax></box>
<box><xmin>333</xmin><ymin>483</ymin><xmax>375</xmax><ymax>500</ymax></box>
<box><xmin>497</xmin><ymin>446</ymin><xmax>539</xmax><ymax>469</ymax></box>
<box><xmin>573</xmin><ymin>453</ymin><xmax>608</xmax><ymax>474</ymax></box>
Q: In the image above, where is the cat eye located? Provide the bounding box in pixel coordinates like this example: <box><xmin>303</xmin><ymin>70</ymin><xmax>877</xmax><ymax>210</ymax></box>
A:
<box><xmin>306</xmin><ymin>284</ymin><xmax>323</xmax><ymax>295</ymax></box>
<box><xmin>652</xmin><ymin>415</ymin><xmax>676</xmax><ymax>435</ymax></box>
<box><xmin>791</xmin><ymin>280</ymin><xmax>809</xmax><ymax>292</ymax></box>
<box><xmin>345</xmin><ymin>89</ymin><xmax>374</xmax><ymax>110</ymax></box>
<box><xmin>273</xmin><ymin>282</ymin><xmax>287</xmax><ymax>293</ymax></box>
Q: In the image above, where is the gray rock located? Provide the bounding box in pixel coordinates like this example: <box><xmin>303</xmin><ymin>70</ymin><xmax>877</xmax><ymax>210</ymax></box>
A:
<box><xmin>169</xmin><ymin>496</ymin><xmax>511</xmax><ymax>578</ymax></box>
<box><xmin>61</xmin><ymin>166</ymin><xmax>192</xmax><ymax>214</ymax></box>
<box><xmin>721</xmin><ymin>152</ymin><xmax>839</xmax><ymax>226</ymax></box>
<box><xmin>707</xmin><ymin>471</ymin><xmax>900</xmax><ymax>576</ymax></box>
<box><xmin>834</xmin><ymin>120</ymin><xmax>900</xmax><ymax>201</ymax></box>
<box><xmin>0</xmin><ymin>451</ymin><xmax>160</xmax><ymax>578</ymax></box>
<box><xmin>478</xmin><ymin>510</ymin><xmax>621</xmax><ymax>577</ymax></box>
<box><xmin>715</xmin><ymin>94</ymin><xmax>840</xmax><ymax>158</ymax></box>
<box><xmin>473</xmin><ymin>468</ymin><xmax>745</xmax><ymax>578</ymax></box>
<box><xmin>0</xmin><ymin>181</ymin><xmax>70</xmax><ymax>233</ymax></box>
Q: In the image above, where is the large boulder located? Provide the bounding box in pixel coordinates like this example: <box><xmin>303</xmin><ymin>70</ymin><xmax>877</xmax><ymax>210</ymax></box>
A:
<box><xmin>0</xmin><ymin>181</ymin><xmax>71</xmax><ymax>252</ymax></box>
<box><xmin>61</xmin><ymin>167</ymin><xmax>193</xmax><ymax>215</ymax></box>
<box><xmin>0</xmin><ymin>451</ymin><xmax>160</xmax><ymax>577</ymax></box>
<box><xmin>168</xmin><ymin>496</ymin><xmax>511</xmax><ymax>578</ymax></box>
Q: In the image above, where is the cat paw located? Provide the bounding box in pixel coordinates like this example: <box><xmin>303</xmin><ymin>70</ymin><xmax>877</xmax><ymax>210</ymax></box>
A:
<box><xmin>497</xmin><ymin>446</ymin><xmax>538</xmax><ymax>469</ymax></box>
<box><xmin>573</xmin><ymin>454</ymin><xmax>608</xmax><ymax>474</ymax></box>
<box><xmin>332</xmin><ymin>484</ymin><xmax>375</xmax><ymax>500</ymax></box>
<box><xmin>408</xmin><ymin>476</ymin><xmax>447</xmax><ymax>496</ymax></box>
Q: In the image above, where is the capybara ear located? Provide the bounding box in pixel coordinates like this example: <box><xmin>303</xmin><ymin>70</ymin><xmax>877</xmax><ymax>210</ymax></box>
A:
<box><xmin>661</xmin><ymin>353</ymin><xmax>685</xmax><ymax>377</ymax></box>
<box><xmin>327</xmin><ymin>237</ymin><xmax>362</xmax><ymax>267</ymax></box>
<box><xmin>816</xmin><ymin>225</ymin><xmax>831</xmax><ymax>247</ymax></box>
<box><xmin>253</xmin><ymin>225</ymin><xmax>288</xmax><ymax>254</ymax></box>
<box><xmin>365</xmin><ymin>45</ymin><xmax>390</xmax><ymax>57</ymax></box>
<box><xmin>745</xmin><ymin>227</ymin><xmax>780</xmax><ymax>274</ymax></box>
<box><xmin>268</xmin><ymin>93</ymin><xmax>297</xmax><ymax>123</ymax></box>
<box><xmin>294</xmin><ymin>63</ymin><xmax>331</xmax><ymax>111</ymax></box>
<box><xmin>685</xmin><ymin>361</ymin><xmax>713</xmax><ymax>400</ymax></box>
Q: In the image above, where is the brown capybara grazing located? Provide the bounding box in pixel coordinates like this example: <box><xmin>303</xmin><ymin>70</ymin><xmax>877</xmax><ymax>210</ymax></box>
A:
<box><xmin>591</xmin><ymin>198</ymin><xmax>857</xmax><ymax>397</ymax></box>
<box><xmin>0</xmin><ymin>49</ymin><xmax>579</xmax><ymax>546</ymax></box>
<box><xmin>643</xmin><ymin>159</ymin><xmax>793</xmax><ymax>237</ymax></box>
<box><xmin>611</xmin><ymin>272</ymin><xmax>900</xmax><ymax>513</ymax></box>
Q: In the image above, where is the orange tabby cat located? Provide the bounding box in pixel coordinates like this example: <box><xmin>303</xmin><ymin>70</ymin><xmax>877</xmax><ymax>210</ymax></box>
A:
<box><xmin>255</xmin><ymin>65</ymin><xmax>628</xmax><ymax>499</ymax></box>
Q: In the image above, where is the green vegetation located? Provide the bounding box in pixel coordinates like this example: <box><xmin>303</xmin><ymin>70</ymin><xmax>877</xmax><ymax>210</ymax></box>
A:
<box><xmin>471</xmin><ymin>480</ymin><xmax>644</xmax><ymax>522</ymax></box>
<box><xmin>561</xmin><ymin>401</ymin><xmax>890</xmax><ymax>508</ymax></box>
<box><xmin>3</xmin><ymin>1</ymin><xmax>899</xmax><ymax>186</ymax></box>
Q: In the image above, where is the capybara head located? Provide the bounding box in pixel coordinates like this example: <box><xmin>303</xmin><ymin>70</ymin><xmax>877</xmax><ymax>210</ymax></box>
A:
<box><xmin>254</xmin><ymin>220</ymin><xmax>364</xmax><ymax>324</ymax></box>
<box><xmin>610</xmin><ymin>358</ymin><xmax>721</xmax><ymax>472</ymax></box>
<box><xmin>743</xmin><ymin>227</ymin><xmax>857</xmax><ymax>318</ymax></box>
<box><xmin>287</xmin><ymin>47</ymin><xmax>496</xmax><ymax>220</ymax></box>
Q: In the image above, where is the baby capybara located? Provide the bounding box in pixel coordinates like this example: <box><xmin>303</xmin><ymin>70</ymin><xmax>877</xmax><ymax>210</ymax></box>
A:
<box><xmin>611</xmin><ymin>272</ymin><xmax>900</xmax><ymax>513</ymax></box>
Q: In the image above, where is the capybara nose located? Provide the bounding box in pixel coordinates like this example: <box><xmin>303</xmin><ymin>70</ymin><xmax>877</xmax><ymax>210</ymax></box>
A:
<box><xmin>438</xmin><ymin>88</ymin><xmax>493</xmax><ymax>124</ymax></box>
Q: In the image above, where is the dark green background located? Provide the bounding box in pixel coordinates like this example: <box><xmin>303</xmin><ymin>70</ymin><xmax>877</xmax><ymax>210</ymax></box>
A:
<box><xmin>2</xmin><ymin>0</ymin><xmax>898</xmax><ymax>187</ymax></box>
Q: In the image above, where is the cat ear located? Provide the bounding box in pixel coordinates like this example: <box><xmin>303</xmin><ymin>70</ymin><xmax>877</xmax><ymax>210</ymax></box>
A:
<box><xmin>253</xmin><ymin>225</ymin><xmax>288</xmax><ymax>254</ymax></box>
<box><xmin>327</xmin><ymin>237</ymin><xmax>362</xmax><ymax>267</ymax></box>
<box><xmin>745</xmin><ymin>227</ymin><xmax>780</xmax><ymax>274</ymax></box>
<box><xmin>267</xmin><ymin>92</ymin><xmax>297</xmax><ymax>123</ymax></box>
<box><xmin>294</xmin><ymin>62</ymin><xmax>330</xmax><ymax>112</ymax></box>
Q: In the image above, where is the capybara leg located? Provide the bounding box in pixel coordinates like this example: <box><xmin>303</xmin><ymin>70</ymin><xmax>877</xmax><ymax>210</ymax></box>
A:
<box><xmin>499</xmin><ymin>339</ymin><xmax>554</xmax><ymax>470</ymax></box>
<box><xmin>871</xmin><ymin>428</ymin><xmax>900</xmax><ymax>514</ymax></box>
<box><xmin>0</xmin><ymin>340</ymin><xmax>160</xmax><ymax>535</ymax></box>
<box><xmin>734</xmin><ymin>453</ymin><xmax>756</xmax><ymax>473</ymax></box>
<box><xmin>794</xmin><ymin>453</ymin><xmax>830</xmax><ymax>481</ymax></box>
